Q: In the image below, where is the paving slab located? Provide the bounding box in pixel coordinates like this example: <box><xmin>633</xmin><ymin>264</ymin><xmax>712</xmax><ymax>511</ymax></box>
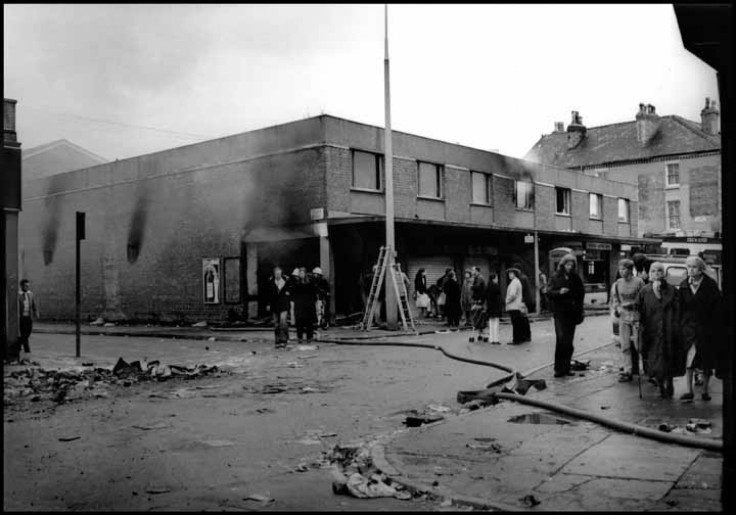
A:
<box><xmin>562</xmin><ymin>433</ymin><xmax>701</xmax><ymax>481</ymax></box>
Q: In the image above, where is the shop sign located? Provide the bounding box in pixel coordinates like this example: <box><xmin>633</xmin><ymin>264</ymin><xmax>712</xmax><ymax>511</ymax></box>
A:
<box><xmin>586</xmin><ymin>242</ymin><xmax>612</xmax><ymax>251</ymax></box>
<box><xmin>524</xmin><ymin>234</ymin><xmax>534</xmax><ymax>244</ymax></box>
<box><xmin>310</xmin><ymin>207</ymin><xmax>325</xmax><ymax>221</ymax></box>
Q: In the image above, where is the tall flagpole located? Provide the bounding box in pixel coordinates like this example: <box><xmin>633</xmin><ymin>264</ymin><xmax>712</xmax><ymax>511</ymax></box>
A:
<box><xmin>384</xmin><ymin>3</ymin><xmax>398</xmax><ymax>329</ymax></box>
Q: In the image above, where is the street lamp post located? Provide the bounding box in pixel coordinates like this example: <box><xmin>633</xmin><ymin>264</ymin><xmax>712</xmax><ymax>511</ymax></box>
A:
<box><xmin>383</xmin><ymin>4</ymin><xmax>398</xmax><ymax>330</ymax></box>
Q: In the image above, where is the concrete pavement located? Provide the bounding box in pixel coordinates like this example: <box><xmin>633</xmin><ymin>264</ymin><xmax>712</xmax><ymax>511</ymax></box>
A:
<box><xmin>11</xmin><ymin>314</ymin><xmax>724</xmax><ymax>511</ymax></box>
<box><xmin>372</xmin><ymin>341</ymin><xmax>723</xmax><ymax>511</ymax></box>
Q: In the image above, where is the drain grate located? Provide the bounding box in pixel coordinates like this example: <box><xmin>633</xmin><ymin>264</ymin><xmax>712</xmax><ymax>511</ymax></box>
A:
<box><xmin>507</xmin><ymin>412</ymin><xmax>572</xmax><ymax>425</ymax></box>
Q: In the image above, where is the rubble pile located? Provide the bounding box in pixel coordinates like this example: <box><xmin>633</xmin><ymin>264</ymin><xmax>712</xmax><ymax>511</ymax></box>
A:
<box><xmin>324</xmin><ymin>443</ymin><xmax>413</xmax><ymax>500</ymax></box>
<box><xmin>3</xmin><ymin>357</ymin><xmax>226</xmax><ymax>406</ymax></box>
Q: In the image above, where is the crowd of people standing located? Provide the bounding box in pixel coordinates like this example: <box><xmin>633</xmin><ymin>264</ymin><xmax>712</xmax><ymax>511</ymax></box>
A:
<box><xmin>266</xmin><ymin>254</ymin><xmax>724</xmax><ymax>401</ymax></box>
<box><xmin>611</xmin><ymin>255</ymin><xmax>723</xmax><ymax>400</ymax></box>
<box><xmin>264</xmin><ymin>265</ymin><xmax>330</xmax><ymax>348</ymax></box>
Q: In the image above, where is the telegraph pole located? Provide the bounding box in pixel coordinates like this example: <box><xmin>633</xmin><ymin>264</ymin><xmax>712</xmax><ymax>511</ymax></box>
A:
<box><xmin>75</xmin><ymin>211</ymin><xmax>85</xmax><ymax>357</ymax></box>
<box><xmin>383</xmin><ymin>4</ymin><xmax>398</xmax><ymax>329</ymax></box>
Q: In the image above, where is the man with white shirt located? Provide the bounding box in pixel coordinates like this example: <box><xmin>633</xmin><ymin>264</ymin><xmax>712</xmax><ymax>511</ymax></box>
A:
<box><xmin>18</xmin><ymin>279</ymin><xmax>39</xmax><ymax>354</ymax></box>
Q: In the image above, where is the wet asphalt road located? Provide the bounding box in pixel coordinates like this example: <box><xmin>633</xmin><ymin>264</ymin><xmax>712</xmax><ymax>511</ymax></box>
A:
<box><xmin>4</xmin><ymin>315</ymin><xmax>614</xmax><ymax>511</ymax></box>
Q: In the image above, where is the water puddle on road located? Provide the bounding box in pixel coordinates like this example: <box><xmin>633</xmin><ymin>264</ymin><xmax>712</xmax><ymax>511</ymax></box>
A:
<box><xmin>507</xmin><ymin>412</ymin><xmax>572</xmax><ymax>425</ymax></box>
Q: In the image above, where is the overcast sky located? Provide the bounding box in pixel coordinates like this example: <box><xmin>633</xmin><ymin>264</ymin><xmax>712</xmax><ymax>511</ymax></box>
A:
<box><xmin>4</xmin><ymin>4</ymin><xmax>719</xmax><ymax>161</ymax></box>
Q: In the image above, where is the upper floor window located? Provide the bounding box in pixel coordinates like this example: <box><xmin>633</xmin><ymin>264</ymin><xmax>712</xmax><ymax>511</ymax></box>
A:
<box><xmin>665</xmin><ymin>162</ymin><xmax>680</xmax><ymax>187</ymax></box>
<box><xmin>667</xmin><ymin>200</ymin><xmax>681</xmax><ymax>230</ymax></box>
<box><xmin>418</xmin><ymin>161</ymin><xmax>443</xmax><ymax>199</ymax></box>
<box><xmin>352</xmin><ymin>150</ymin><xmax>383</xmax><ymax>191</ymax></box>
<box><xmin>618</xmin><ymin>198</ymin><xmax>630</xmax><ymax>223</ymax></box>
<box><xmin>589</xmin><ymin>193</ymin><xmax>603</xmax><ymax>219</ymax></box>
<box><xmin>556</xmin><ymin>187</ymin><xmax>571</xmax><ymax>215</ymax></box>
<box><xmin>515</xmin><ymin>180</ymin><xmax>534</xmax><ymax>210</ymax></box>
<box><xmin>471</xmin><ymin>171</ymin><xmax>492</xmax><ymax>205</ymax></box>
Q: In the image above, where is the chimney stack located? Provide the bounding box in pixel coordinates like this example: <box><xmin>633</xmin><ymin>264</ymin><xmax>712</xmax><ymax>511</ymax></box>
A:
<box><xmin>635</xmin><ymin>102</ymin><xmax>659</xmax><ymax>145</ymax></box>
<box><xmin>554</xmin><ymin>121</ymin><xmax>565</xmax><ymax>132</ymax></box>
<box><xmin>700</xmin><ymin>97</ymin><xmax>720</xmax><ymax>135</ymax></box>
<box><xmin>566</xmin><ymin>110</ymin><xmax>586</xmax><ymax>149</ymax></box>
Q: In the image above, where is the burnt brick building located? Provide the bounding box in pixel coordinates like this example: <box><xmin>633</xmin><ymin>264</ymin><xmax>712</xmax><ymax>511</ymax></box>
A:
<box><xmin>19</xmin><ymin>115</ymin><xmax>650</xmax><ymax>323</ymax></box>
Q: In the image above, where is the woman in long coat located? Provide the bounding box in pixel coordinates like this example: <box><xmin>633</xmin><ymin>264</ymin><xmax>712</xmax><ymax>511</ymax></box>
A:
<box><xmin>636</xmin><ymin>262</ymin><xmax>684</xmax><ymax>398</ymax></box>
<box><xmin>443</xmin><ymin>270</ymin><xmax>462</xmax><ymax>328</ymax></box>
<box><xmin>678</xmin><ymin>256</ymin><xmax>722</xmax><ymax>401</ymax></box>
<box><xmin>546</xmin><ymin>254</ymin><xmax>585</xmax><ymax>377</ymax></box>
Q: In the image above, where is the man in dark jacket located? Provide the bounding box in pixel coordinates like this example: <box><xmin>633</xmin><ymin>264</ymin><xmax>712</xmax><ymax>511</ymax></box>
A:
<box><xmin>547</xmin><ymin>254</ymin><xmax>585</xmax><ymax>377</ymax></box>
<box><xmin>291</xmin><ymin>267</ymin><xmax>318</xmax><ymax>343</ymax></box>
<box><xmin>264</xmin><ymin>266</ymin><xmax>291</xmax><ymax>348</ymax></box>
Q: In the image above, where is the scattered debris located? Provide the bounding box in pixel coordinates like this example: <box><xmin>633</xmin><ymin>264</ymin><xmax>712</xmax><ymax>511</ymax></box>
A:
<box><xmin>262</xmin><ymin>384</ymin><xmax>288</xmax><ymax>394</ymax></box>
<box><xmin>688</xmin><ymin>418</ymin><xmax>712</xmax><ymax>429</ymax></box>
<box><xmin>427</xmin><ymin>404</ymin><xmax>452</xmax><ymax>413</ymax></box>
<box><xmin>145</xmin><ymin>487</ymin><xmax>171</xmax><ymax>494</ymax></box>
<box><xmin>203</xmin><ymin>440</ymin><xmax>236</xmax><ymax>447</ymax></box>
<box><xmin>460</xmin><ymin>398</ymin><xmax>494</xmax><ymax>413</ymax></box>
<box><xmin>245</xmin><ymin>493</ymin><xmax>274</xmax><ymax>503</ymax></box>
<box><xmin>570</xmin><ymin>359</ymin><xmax>590</xmax><ymax>371</ymax></box>
<box><xmin>466</xmin><ymin>441</ymin><xmax>503</xmax><ymax>453</ymax></box>
<box><xmin>520</xmin><ymin>494</ymin><xmax>541</xmax><ymax>507</ymax></box>
<box><xmin>457</xmin><ymin>387</ymin><xmax>502</xmax><ymax>405</ymax></box>
<box><xmin>132</xmin><ymin>423</ymin><xmax>168</xmax><ymax>431</ymax></box>
<box><xmin>404</xmin><ymin>410</ymin><xmax>445</xmax><ymax>427</ymax></box>
<box><xmin>295</xmin><ymin>463</ymin><xmax>309</xmax><ymax>472</ymax></box>
<box><xmin>502</xmin><ymin>375</ymin><xmax>547</xmax><ymax>395</ymax></box>
<box><xmin>58</xmin><ymin>436</ymin><xmax>81</xmax><ymax>442</ymax></box>
<box><xmin>342</xmin><ymin>472</ymin><xmax>398</xmax><ymax>498</ymax></box>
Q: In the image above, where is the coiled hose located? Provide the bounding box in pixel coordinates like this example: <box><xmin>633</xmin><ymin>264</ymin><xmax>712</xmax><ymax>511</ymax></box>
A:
<box><xmin>315</xmin><ymin>333</ymin><xmax>722</xmax><ymax>453</ymax></box>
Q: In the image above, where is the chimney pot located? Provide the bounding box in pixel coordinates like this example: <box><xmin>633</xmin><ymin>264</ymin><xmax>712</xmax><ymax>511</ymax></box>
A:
<box><xmin>700</xmin><ymin>96</ymin><xmax>720</xmax><ymax>135</ymax></box>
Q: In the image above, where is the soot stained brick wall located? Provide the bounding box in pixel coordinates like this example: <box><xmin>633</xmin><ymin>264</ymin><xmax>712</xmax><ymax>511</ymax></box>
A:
<box><xmin>20</xmin><ymin>145</ymin><xmax>325</xmax><ymax>322</ymax></box>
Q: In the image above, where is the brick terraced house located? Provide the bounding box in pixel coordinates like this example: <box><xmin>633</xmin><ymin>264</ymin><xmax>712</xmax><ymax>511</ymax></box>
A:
<box><xmin>525</xmin><ymin>99</ymin><xmax>722</xmax><ymax>263</ymax></box>
<box><xmin>19</xmin><ymin>115</ymin><xmax>652</xmax><ymax>323</ymax></box>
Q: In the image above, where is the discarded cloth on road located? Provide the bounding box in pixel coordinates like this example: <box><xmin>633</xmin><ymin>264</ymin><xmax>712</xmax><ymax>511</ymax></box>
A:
<box><xmin>501</xmin><ymin>374</ymin><xmax>547</xmax><ymax>396</ymax></box>
<box><xmin>326</xmin><ymin>443</ymin><xmax>412</xmax><ymax>501</ymax></box>
<box><xmin>403</xmin><ymin>409</ymin><xmax>445</xmax><ymax>427</ymax></box>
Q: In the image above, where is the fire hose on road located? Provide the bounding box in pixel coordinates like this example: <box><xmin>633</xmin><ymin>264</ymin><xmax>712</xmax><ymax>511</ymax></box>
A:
<box><xmin>315</xmin><ymin>335</ymin><xmax>722</xmax><ymax>453</ymax></box>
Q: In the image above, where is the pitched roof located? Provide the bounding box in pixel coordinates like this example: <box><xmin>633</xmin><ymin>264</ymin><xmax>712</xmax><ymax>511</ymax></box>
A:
<box><xmin>22</xmin><ymin>139</ymin><xmax>108</xmax><ymax>163</ymax></box>
<box><xmin>524</xmin><ymin>115</ymin><xmax>720</xmax><ymax>169</ymax></box>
